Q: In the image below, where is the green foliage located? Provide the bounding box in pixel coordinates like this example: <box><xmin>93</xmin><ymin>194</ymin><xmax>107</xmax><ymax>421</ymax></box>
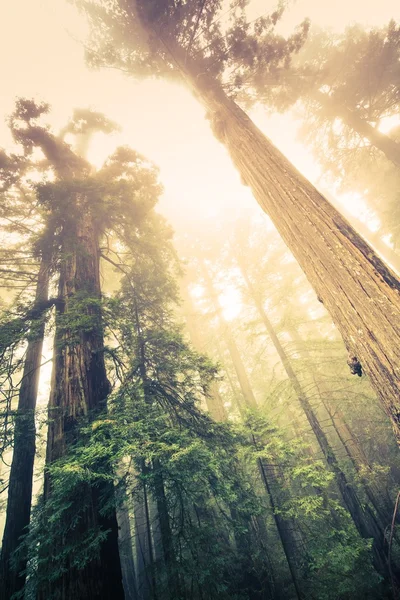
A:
<box><xmin>242</xmin><ymin>411</ymin><xmax>384</xmax><ymax>599</ymax></box>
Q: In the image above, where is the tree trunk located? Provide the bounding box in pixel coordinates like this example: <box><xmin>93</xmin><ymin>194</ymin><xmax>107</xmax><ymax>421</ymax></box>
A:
<box><xmin>256</xmin><ymin>442</ymin><xmax>305</xmax><ymax>600</ymax></box>
<box><xmin>323</xmin><ymin>189</ymin><xmax>400</xmax><ymax>275</ymax></box>
<box><xmin>0</xmin><ymin>255</ymin><xmax>50</xmax><ymax>600</ymax></box>
<box><xmin>134</xmin><ymin>489</ymin><xmax>153</xmax><ymax>600</ymax></box>
<box><xmin>326</xmin><ymin>400</ymin><xmax>397</xmax><ymax>528</ymax></box>
<box><xmin>287</xmin><ymin>324</ymin><xmax>399</xmax><ymax>534</ymax></box>
<box><xmin>312</xmin><ymin>89</ymin><xmax>400</xmax><ymax>168</ymax></box>
<box><xmin>39</xmin><ymin>194</ymin><xmax>124</xmax><ymax>599</ymax></box>
<box><xmin>117</xmin><ymin>503</ymin><xmax>139</xmax><ymax>600</ymax></box>
<box><xmin>184</xmin><ymin>68</ymin><xmax>400</xmax><ymax>445</ymax></box>
<box><xmin>152</xmin><ymin>460</ymin><xmax>181</xmax><ymax>600</ymax></box>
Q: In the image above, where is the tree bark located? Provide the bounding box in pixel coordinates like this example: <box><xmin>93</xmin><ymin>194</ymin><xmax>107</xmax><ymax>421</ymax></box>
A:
<box><xmin>39</xmin><ymin>194</ymin><xmax>124</xmax><ymax>599</ymax></box>
<box><xmin>0</xmin><ymin>255</ymin><xmax>50</xmax><ymax>600</ymax></box>
<box><xmin>186</xmin><ymin>71</ymin><xmax>400</xmax><ymax>445</ymax></box>
<box><xmin>323</xmin><ymin>189</ymin><xmax>400</xmax><ymax>276</ymax></box>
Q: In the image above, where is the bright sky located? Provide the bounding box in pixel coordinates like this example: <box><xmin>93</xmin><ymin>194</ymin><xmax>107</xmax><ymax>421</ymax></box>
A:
<box><xmin>1</xmin><ymin>0</ymin><xmax>399</xmax><ymax>230</ymax></box>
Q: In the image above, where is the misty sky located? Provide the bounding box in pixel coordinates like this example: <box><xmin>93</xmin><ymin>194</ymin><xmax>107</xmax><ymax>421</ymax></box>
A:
<box><xmin>1</xmin><ymin>0</ymin><xmax>399</xmax><ymax>229</ymax></box>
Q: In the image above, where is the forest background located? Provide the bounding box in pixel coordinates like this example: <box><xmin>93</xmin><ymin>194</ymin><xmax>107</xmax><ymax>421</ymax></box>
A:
<box><xmin>1</xmin><ymin>1</ymin><xmax>400</xmax><ymax>599</ymax></box>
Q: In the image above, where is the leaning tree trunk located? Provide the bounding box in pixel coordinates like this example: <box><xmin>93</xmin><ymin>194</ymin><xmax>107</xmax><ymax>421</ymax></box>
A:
<box><xmin>0</xmin><ymin>254</ymin><xmax>50</xmax><ymax>600</ymax></box>
<box><xmin>238</xmin><ymin>263</ymin><xmax>395</xmax><ymax>580</ymax></box>
<box><xmin>39</xmin><ymin>193</ymin><xmax>124</xmax><ymax>599</ymax></box>
<box><xmin>311</xmin><ymin>89</ymin><xmax>400</xmax><ymax>168</ymax></box>
<box><xmin>178</xmin><ymin>63</ymin><xmax>400</xmax><ymax>445</ymax></box>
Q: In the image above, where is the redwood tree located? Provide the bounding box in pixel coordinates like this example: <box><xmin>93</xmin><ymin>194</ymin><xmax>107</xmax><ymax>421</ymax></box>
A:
<box><xmin>3</xmin><ymin>100</ymin><xmax>162</xmax><ymax>599</ymax></box>
<box><xmin>77</xmin><ymin>0</ymin><xmax>400</xmax><ymax>444</ymax></box>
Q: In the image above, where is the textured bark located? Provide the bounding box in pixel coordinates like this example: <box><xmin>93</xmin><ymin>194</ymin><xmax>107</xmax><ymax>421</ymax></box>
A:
<box><xmin>185</xmin><ymin>71</ymin><xmax>400</xmax><ymax>445</ymax></box>
<box><xmin>312</xmin><ymin>89</ymin><xmax>400</xmax><ymax>168</ymax></box>
<box><xmin>0</xmin><ymin>256</ymin><xmax>50</xmax><ymax>600</ymax></box>
<box><xmin>324</xmin><ymin>190</ymin><xmax>400</xmax><ymax>275</ymax></box>
<box><xmin>39</xmin><ymin>194</ymin><xmax>124</xmax><ymax>599</ymax></box>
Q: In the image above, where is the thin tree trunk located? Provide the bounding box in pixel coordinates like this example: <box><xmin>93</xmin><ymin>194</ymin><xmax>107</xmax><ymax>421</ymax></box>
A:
<box><xmin>39</xmin><ymin>195</ymin><xmax>124</xmax><ymax>599</ymax></box>
<box><xmin>238</xmin><ymin>262</ymin><xmax>395</xmax><ymax>579</ymax></box>
<box><xmin>312</xmin><ymin>89</ymin><xmax>400</xmax><ymax>168</ymax></box>
<box><xmin>327</xmin><ymin>400</ymin><xmax>397</xmax><ymax>526</ymax></box>
<box><xmin>117</xmin><ymin>503</ymin><xmax>139</xmax><ymax>600</ymax></box>
<box><xmin>143</xmin><ymin>476</ymin><xmax>158</xmax><ymax>600</ymax></box>
<box><xmin>255</xmin><ymin>439</ymin><xmax>305</xmax><ymax>600</ymax></box>
<box><xmin>134</xmin><ymin>489</ymin><xmax>152</xmax><ymax>600</ymax></box>
<box><xmin>0</xmin><ymin>255</ymin><xmax>50</xmax><ymax>600</ymax></box>
<box><xmin>181</xmin><ymin>65</ymin><xmax>400</xmax><ymax>445</ymax></box>
<box><xmin>152</xmin><ymin>460</ymin><xmax>181</xmax><ymax>600</ymax></box>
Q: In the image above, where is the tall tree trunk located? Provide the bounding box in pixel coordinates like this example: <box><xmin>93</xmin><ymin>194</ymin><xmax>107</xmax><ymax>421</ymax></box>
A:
<box><xmin>134</xmin><ymin>489</ymin><xmax>152</xmax><ymax>600</ymax></box>
<box><xmin>117</xmin><ymin>503</ymin><xmax>139</xmax><ymax>600</ymax></box>
<box><xmin>238</xmin><ymin>262</ymin><xmax>395</xmax><ymax>579</ymax></box>
<box><xmin>0</xmin><ymin>254</ymin><xmax>50</xmax><ymax>600</ymax></box>
<box><xmin>179</xmin><ymin>63</ymin><xmax>400</xmax><ymax>444</ymax></box>
<box><xmin>39</xmin><ymin>194</ymin><xmax>124</xmax><ymax>599</ymax></box>
<box><xmin>323</xmin><ymin>189</ymin><xmax>400</xmax><ymax>275</ymax></box>
<box><xmin>152</xmin><ymin>460</ymin><xmax>181</xmax><ymax>600</ymax></box>
<box><xmin>311</xmin><ymin>89</ymin><xmax>400</xmax><ymax>168</ymax></box>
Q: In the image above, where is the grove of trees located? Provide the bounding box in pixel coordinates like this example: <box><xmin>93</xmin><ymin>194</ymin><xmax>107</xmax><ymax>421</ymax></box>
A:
<box><xmin>1</xmin><ymin>1</ymin><xmax>400</xmax><ymax>599</ymax></box>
